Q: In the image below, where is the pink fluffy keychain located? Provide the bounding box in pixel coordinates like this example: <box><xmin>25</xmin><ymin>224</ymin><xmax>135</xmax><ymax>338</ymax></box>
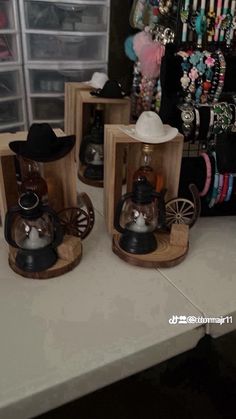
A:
<box><xmin>133</xmin><ymin>30</ymin><xmax>153</xmax><ymax>57</ymax></box>
<box><xmin>139</xmin><ymin>41</ymin><xmax>165</xmax><ymax>78</ymax></box>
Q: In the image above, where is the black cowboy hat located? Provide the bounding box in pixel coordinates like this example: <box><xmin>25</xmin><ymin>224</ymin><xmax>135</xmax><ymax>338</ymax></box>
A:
<box><xmin>90</xmin><ymin>80</ymin><xmax>126</xmax><ymax>99</ymax></box>
<box><xmin>9</xmin><ymin>123</ymin><xmax>75</xmax><ymax>162</ymax></box>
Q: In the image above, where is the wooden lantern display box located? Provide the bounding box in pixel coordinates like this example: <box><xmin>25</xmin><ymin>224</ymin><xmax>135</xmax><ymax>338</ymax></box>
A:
<box><xmin>0</xmin><ymin>129</ymin><xmax>82</xmax><ymax>279</ymax></box>
<box><xmin>64</xmin><ymin>82</ymin><xmax>91</xmax><ymax>136</ymax></box>
<box><xmin>103</xmin><ymin>125</ymin><xmax>189</xmax><ymax>268</ymax></box>
<box><xmin>75</xmin><ymin>90</ymin><xmax>131</xmax><ymax>187</ymax></box>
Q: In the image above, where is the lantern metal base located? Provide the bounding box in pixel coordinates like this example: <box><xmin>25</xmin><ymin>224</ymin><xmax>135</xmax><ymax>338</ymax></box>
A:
<box><xmin>8</xmin><ymin>235</ymin><xmax>82</xmax><ymax>279</ymax></box>
<box><xmin>78</xmin><ymin>165</ymin><xmax>103</xmax><ymax>188</ymax></box>
<box><xmin>15</xmin><ymin>247</ymin><xmax>58</xmax><ymax>272</ymax></box>
<box><xmin>112</xmin><ymin>225</ymin><xmax>189</xmax><ymax>268</ymax></box>
<box><xmin>84</xmin><ymin>164</ymin><xmax>103</xmax><ymax>181</ymax></box>
<box><xmin>119</xmin><ymin>231</ymin><xmax>157</xmax><ymax>255</ymax></box>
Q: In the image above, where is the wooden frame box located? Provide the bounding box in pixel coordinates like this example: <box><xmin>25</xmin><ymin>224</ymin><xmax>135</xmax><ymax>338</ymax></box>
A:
<box><xmin>104</xmin><ymin>125</ymin><xmax>184</xmax><ymax>235</ymax></box>
<box><xmin>0</xmin><ymin>129</ymin><xmax>77</xmax><ymax>224</ymax></box>
<box><xmin>64</xmin><ymin>82</ymin><xmax>91</xmax><ymax>135</ymax></box>
<box><xmin>75</xmin><ymin>90</ymin><xmax>131</xmax><ymax>186</ymax></box>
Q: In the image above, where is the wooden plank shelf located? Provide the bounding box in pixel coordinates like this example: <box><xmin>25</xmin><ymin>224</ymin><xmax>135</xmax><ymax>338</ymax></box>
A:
<box><xmin>75</xmin><ymin>90</ymin><xmax>131</xmax><ymax>187</ymax></box>
<box><xmin>104</xmin><ymin>125</ymin><xmax>184</xmax><ymax>235</ymax></box>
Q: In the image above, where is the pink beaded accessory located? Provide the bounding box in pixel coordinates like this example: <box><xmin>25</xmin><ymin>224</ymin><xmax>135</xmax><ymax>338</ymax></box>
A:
<box><xmin>199</xmin><ymin>152</ymin><xmax>212</xmax><ymax>197</ymax></box>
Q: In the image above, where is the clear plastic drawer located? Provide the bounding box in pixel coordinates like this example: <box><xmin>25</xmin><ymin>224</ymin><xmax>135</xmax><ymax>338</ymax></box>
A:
<box><xmin>0</xmin><ymin>124</ymin><xmax>25</xmax><ymax>133</ymax></box>
<box><xmin>28</xmin><ymin>67</ymin><xmax>107</xmax><ymax>94</ymax></box>
<box><xmin>32</xmin><ymin>97</ymin><xmax>64</xmax><ymax>120</ymax></box>
<box><xmin>0</xmin><ymin>99</ymin><xmax>23</xmax><ymax>126</ymax></box>
<box><xmin>0</xmin><ymin>70</ymin><xmax>22</xmax><ymax>98</ymax></box>
<box><xmin>24</xmin><ymin>1</ymin><xmax>108</xmax><ymax>32</ymax></box>
<box><xmin>49</xmin><ymin>120</ymin><xmax>64</xmax><ymax>130</ymax></box>
<box><xmin>0</xmin><ymin>0</ymin><xmax>17</xmax><ymax>30</ymax></box>
<box><xmin>0</xmin><ymin>34</ymin><xmax>19</xmax><ymax>63</ymax></box>
<box><xmin>27</xmin><ymin>33</ymin><xmax>107</xmax><ymax>61</ymax></box>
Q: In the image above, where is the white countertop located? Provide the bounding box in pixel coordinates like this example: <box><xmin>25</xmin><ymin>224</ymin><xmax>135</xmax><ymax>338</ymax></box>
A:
<box><xmin>158</xmin><ymin>216</ymin><xmax>236</xmax><ymax>337</ymax></box>
<box><xmin>1</xmin><ymin>181</ymin><xmax>234</xmax><ymax>419</ymax></box>
<box><xmin>0</xmin><ymin>206</ymin><xmax>204</xmax><ymax>419</ymax></box>
<box><xmin>83</xmin><ymin>183</ymin><xmax>236</xmax><ymax>338</ymax></box>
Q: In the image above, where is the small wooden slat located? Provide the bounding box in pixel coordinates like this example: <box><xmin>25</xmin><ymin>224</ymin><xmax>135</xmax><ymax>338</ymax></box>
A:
<box><xmin>64</xmin><ymin>82</ymin><xmax>91</xmax><ymax>135</ymax></box>
<box><xmin>170</xmin><ymin>224</ymin><xmax>189</xmax><ymax>247</ymax></box>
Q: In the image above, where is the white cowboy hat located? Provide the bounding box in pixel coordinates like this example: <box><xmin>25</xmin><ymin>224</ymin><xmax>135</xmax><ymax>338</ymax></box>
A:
<box><xmin>85</xmin><ymin>72</ymin><xmax>108</xmax><ymax>89</ymax></box>
<box><xmin>120</xmin><ymin>111</ymin><xmax>178</xmax><ymax>144</ymax></box>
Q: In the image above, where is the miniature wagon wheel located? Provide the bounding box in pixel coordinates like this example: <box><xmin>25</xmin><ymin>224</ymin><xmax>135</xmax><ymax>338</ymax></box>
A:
<box><xmin>165</xmin><ymin>184</ymin><xmax>201</xmax><ymax>229</ymax></box>
<box><xmin>58</xmin><ymin>207</ymin><xmax>91</xmax><ymax>239</ymax></box>
<box><xmin>77</xmin><ymin>192</ymin><xmax>95</xmax><ymax>238</ymax></box>
<box><xmin>58</xmin><ymin>193</ymin><xmax>95</xmax><ymax>240</ymax></box>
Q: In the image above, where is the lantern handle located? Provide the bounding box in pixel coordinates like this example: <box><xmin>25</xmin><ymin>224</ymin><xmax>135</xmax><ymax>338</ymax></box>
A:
<box><xmin>114</xmin><ymin>192</ymin><xmax>133</xmax><ymax>233</ymax></box>
<box><xmin>4</xmin><ymin>206</ymin><xmax>20</xmax><ymax>248</ymax></box>
<box><xmin>152</xmin><ymin>188</ymin><xmax>168</xmax><ymax>231</ymax></box>
<box><xmin>42</xmin><ymin>206</ymin><xmax>64</xmax><ymax>248</ymax></box>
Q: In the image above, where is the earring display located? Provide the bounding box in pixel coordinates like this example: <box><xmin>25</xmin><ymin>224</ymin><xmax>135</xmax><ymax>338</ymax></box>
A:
<box><xmin>178</xmin><ymin>0</ymin><xmax>236</xmax><ymax>47</ymax></box>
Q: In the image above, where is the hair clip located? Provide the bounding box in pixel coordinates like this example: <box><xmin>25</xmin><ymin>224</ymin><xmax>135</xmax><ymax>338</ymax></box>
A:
<box><xmin>207</xmin><ymin>10</ymin><xmax>216</xmax><ymax>39</ymax></box>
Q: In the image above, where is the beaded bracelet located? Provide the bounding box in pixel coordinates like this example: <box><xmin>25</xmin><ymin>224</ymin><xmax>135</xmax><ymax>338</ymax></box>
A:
<box><xmin>194</xmin><ymin>107</ymin><xmax>200</xmax><ymax>142</ymax></box>
<box><xmin>199</xmin><ymin>152</ymin><xmax>212</xmax><ymax>197</ymax></box>
<box><xmin>207</xmin><ymin>107</ymin><xmax>214</xmax><ymax>140</ymax></box>
<box><xmin>208</xmin><ymin>151</ymin><xmax>219</xmax><ymax>208</ymax></box>
<box><xmin>215</xmin><ymin>173</ymin><xmax>224</xmax><ymax>204</ymax></box>
<box><xmin>225</xmin><ymin>173</ymin><xmax>234</xmax><ymax>201</ymax></box>
<box><xmin>219</xmin><ymin>173</ymin><xmax>229</xmax><ymax>203</ymax></box>
<box><xmin>181</xmin><ymin>108</ymin><xmax>195</xmax><ymax>138</ymax></box>
<box><xmin>212</xmin><ymin>102</ymin><xmax>233</xmax><ymax>135</ymax></box>
<box><xmin>213</xmin><ymin>50</ymin><xmax>226</xmax><ymax>104</ymax></box>
<box><xmin>208</xmin><ymin>52</ymin><xmax>220</xmax><ymax>103</ymax></box>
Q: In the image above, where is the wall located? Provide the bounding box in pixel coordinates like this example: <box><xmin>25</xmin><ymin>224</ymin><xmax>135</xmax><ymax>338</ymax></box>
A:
<box><xmin>108</xmin><ymin>0</ymin><xmax>135</xmax><ymax>93</ymax></box>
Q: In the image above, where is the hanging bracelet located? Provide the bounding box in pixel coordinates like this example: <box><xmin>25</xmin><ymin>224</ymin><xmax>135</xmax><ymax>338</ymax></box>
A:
<box><xmin>208</xmin><ymin>151</ymin><xmax>219</xmax><ymax>208</ymax></box>
<box><xmin>213</xmin><ymin>50</ymin><xmax>226</xmax><ymax>104</ymax></box>
<box><xmin>215</xmin><ymin>174</ymin><xmax>224</xmax><ymax>204</ymax></box>
<box><xmin>207</xmin><ymin>107</ymin><xmax>214</xmax><ymax>140</ymax></box>
<box><xmin>225</xmin><ymin>173</ymin><xmax>234</xmax><ymax>201</ymax></box>
<box><xmin>212</xmin><ymin>102</ymin><xmax>233</xmax><ymax>135</ymax></box>
<box><xmin>199</xmin><ymin>152</ymin><xmax>212</xmax><ymax>197</ymax></box>
<box><xmin>194</xmin><ymin>107</ymin><xmax>200</xmax><ymax>142</ymax></box>
<box><xmin>219</xmin><ymin>173</ymin><xmax>229</xmax><ymax>203</ymax></box>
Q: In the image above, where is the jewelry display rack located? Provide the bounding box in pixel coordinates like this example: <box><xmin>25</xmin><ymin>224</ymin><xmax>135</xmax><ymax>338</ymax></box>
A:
<box><xmin>153</xmin><ymin>0</ymin><xmax>236</xmax><ymax>217</ymax></box>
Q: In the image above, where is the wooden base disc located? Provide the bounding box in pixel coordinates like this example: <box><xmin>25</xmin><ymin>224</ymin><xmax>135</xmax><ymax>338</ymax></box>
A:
<box><xmin>112</xmin><ymin>232</ymin><xmax>188</xmax><ymax>268</ymax></box>
<box><xmin>8</xmin><ymin>238</ymin><xmax>82</xmax><ymax>280</ymax></box>
<box><xmin>78</xmin><ymin>165</ymin><xmax>103</xmax><ymax>188</ymax></box>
